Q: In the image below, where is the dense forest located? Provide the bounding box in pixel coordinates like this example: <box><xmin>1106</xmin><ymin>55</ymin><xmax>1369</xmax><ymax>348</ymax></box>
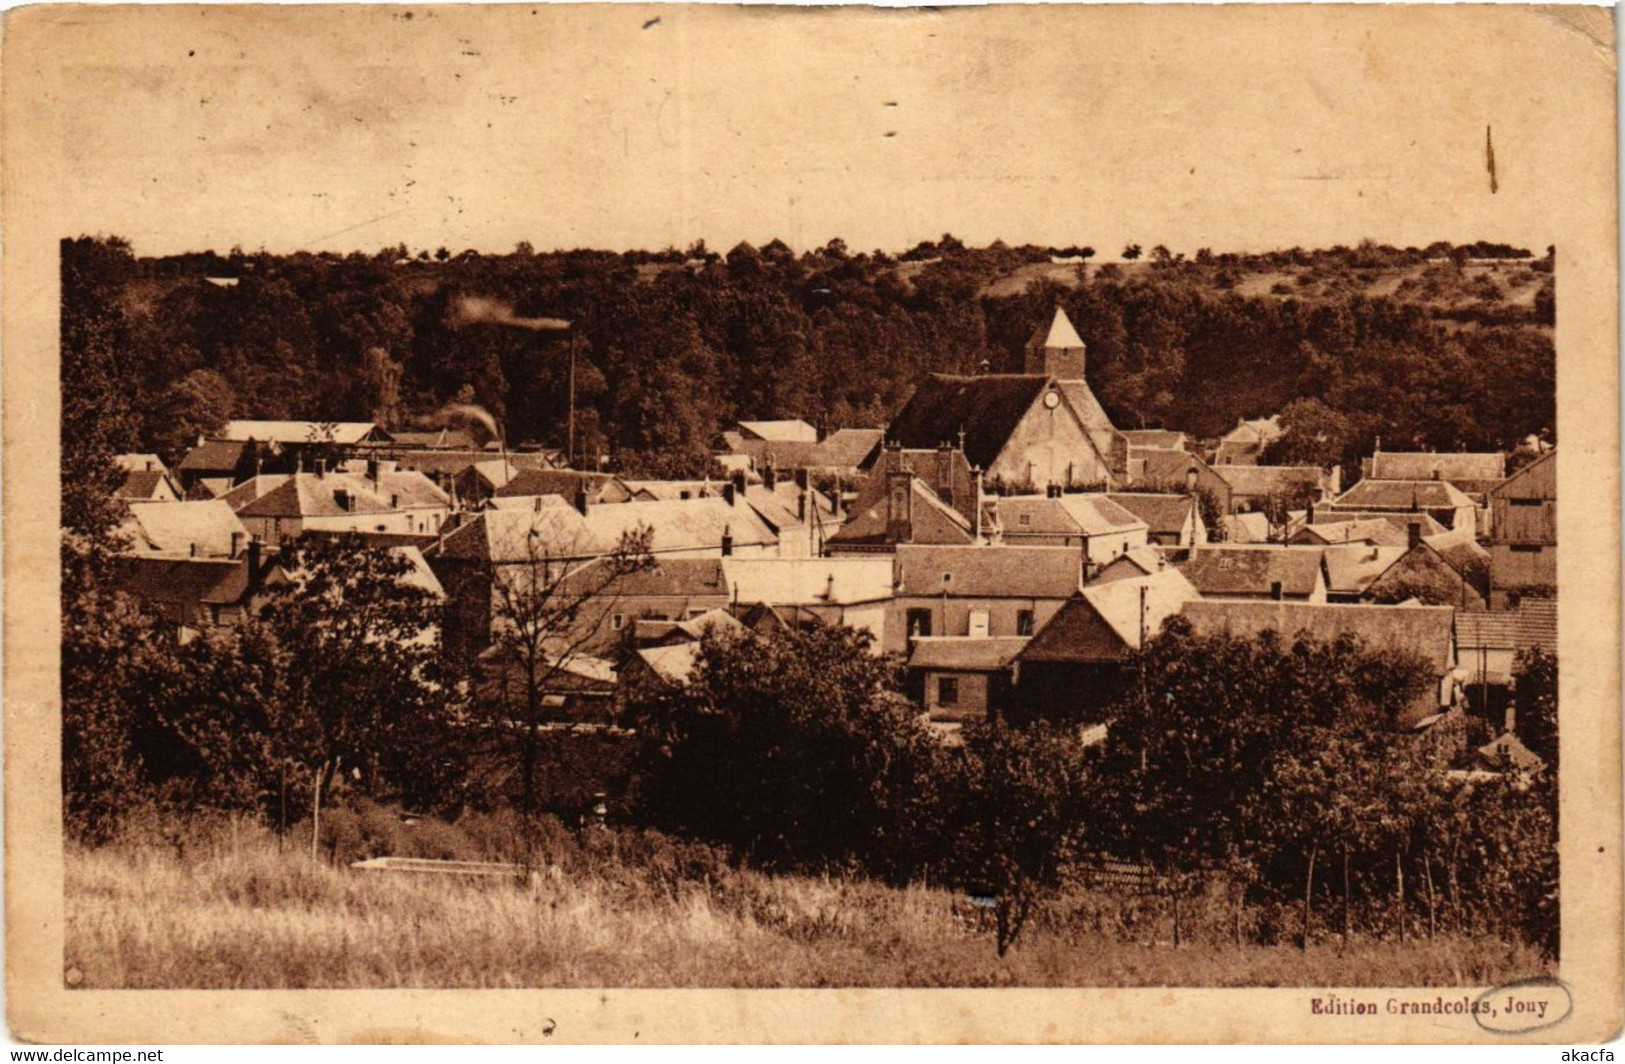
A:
<box><xmin>63</xmin><ymin>235</ymin><xmax>1555</xmax><ymax>481</ymax></box>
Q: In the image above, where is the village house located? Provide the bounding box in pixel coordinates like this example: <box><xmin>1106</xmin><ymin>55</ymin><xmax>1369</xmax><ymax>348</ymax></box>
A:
<box><xmin>578</xmin><ymin>490</ymin><xmax>780</xmax><ymax>559</ymax></box>
<box><xmin>1131</xmin><ymin>448</ymin><xmax>1233</xmax><ymax>515</ymax></box>
<box><xmin>113</xmin><ymin>454</ymin><xmax>181</xmax><ymax>502</ymax></box>
<box><xmin>1287</xmin><ymin>508</ymin><xmax>1448</xmax><ymax>542</ymax></box>
<box><xmin>993</xmin><ymin>492</ymin><xmax>1149</xmax><ymax>564</ymax></box>
<box><xmin>1179</xmin><ymin>599</ymin><xmax>1461</xmax><ymax>727</ymax></box>
<box><xmin>1212</xmin><ymin>416</ymin><xmax>1282</xmax><ymax>466</ymax></box>
<box><xmin>1488</xmin><ymin>449</ymin><xmax>1556</xmax><ymax>607</ymax></box>
<box><xmin>1454</xmin><ymin>599</ymin><xmax>1557</xmax><ymax>730</ymax></box>
<box><xmin>1103</xmin><ymin>492</ymin><xmax>1207</xmax><ymax>548</ymax></box>
<box><xmin>1119</xmin><ymin>429</ymin><xmax>1189</xmax><ymax>452</ymax></box>
<box><xmin>113</xmin><ymin>540</ymin><xmax>273</xmax><ymax>632</ymax></box>
<box><xmin>1320</xmin><ymin>544</ymin><xmax>1408</xmax><ymax>602</ymax></box>
<box><xmin>884</xmin><ymin>308</ymin><xmax>1128</xmax><ymax>492</ymax></box>
<box><xmin>1214</xmin><ymin>463</ymin><xmax>1341</xmax><ymax>517</ymax></box>
<box><xmin>1362</xmin><ymin>449</ymin><xmax>1507</xmax><ymax>498</ymax></box>
<box><xmin>1089</xmin><ymin>545</ymin><xmax>1172</xmax><ymax>585</ymax></box>
<box><xmin>176</xmin><ymin>438</ymin><xmax>264</xmax><ymax>495</ymax></box>
<box><xmin>226</xmin><ymin>465</ymin><xmax>452</xmax><ymax>546</ymax></box>
<box><xmin>1289</xmin><ymin>517</ymin><xmax>1411</xmax><ymax>549</ymax></box>
<box><xmin>219</xmin><ymin>419</ymin><xmax>393</xmax><ymax>447</ymax></box>
<box><xmin>906</xmin><ymin>636</ymin><xmax>1031</xmax><ymax>726</ymax></box>
<box><xmin>717</xmin><ymin>556</ymin><xmax>894</xmax><ymax>645</ymax></box>
<box><xmin>493</xmin><ymin>469</ymin><xmax>633</xmax><ymax>505</ymax></box>
<box><xmin>885</xmin><ymin>543</ymin><xmax>1087</xmax><ymax>653</ymax></box>
<box><xmin>1012</xmin><ymin>567</ymin><xmax>1198</xmax><ymax>723</ymax></box>
<box><xmin>1177</xmin><ymin>544</ymin><xmax>1328</xmax><ymax>602</ymax></box>
<box><xmin>825</xmin><ymin>446</ymin><xmax>981</xmax><ymax>555</ymax></box>
<box><xmin>122</xmin><ymin>499</ymin><xmax>251</xmax><ymax>558</ymax></box>
<box><xmin>1321</xmin><ymin>477</ymin><xmax>1478</xmax><ymax>534</ymax></box>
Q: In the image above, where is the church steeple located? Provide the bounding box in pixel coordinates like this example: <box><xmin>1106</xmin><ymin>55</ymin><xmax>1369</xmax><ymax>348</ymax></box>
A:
<box><xmin>1024</xmin><ymin>306</ymin><xmax>1087</xmax><ymax>380</ymax></box>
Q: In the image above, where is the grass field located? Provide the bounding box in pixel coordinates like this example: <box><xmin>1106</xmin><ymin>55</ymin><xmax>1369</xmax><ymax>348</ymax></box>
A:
<box><xmin>65</xmin><ymin>818</ymin><xmax>1550</xmax><ymax>989</ymax></box>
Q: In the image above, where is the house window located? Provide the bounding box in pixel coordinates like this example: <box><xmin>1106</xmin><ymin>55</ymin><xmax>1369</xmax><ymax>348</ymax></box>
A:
<box><xmin>1016</xmin><ymin>609</ymin><xmax>1035</xmax><ymax>636</ymax></box>
<box><xmin>1511</xmin><ymin>544</ymin><xmax>1544</xmax><ymax>554</ymax></box>
<box><xmin>937</xmin><ymin>676</ymin><xmax>959</xmax><ymax>706</ymax></box>
<box><xmin>611</xmin><ymin>613</ymin><xmax>626</xmax><ymax>630</ymax></box>
<box><xmin>968</xmin><ymin>610</ymin><xmax>990</xmax><ymax>638</ymax></box>
<box><xmin>906</xmin><ymin>608</ymin><xmax>933</xmax><ymax>638</ymax></box>
<box><xmin>1510</xmin><ymin>498</ymin><xmax>1543</xmax><ymax>507</ymax></box>
<box><xmin>1019</xmin><ymin>513</ymin><xmax>1032</xmax><ymax>527</ymax></box>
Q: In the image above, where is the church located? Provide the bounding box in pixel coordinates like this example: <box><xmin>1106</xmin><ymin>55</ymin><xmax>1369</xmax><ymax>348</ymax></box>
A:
<box><xmin>883</xmin><ymin>307</ymin><xmax>1128</xmax><ymax>492</ymax></box>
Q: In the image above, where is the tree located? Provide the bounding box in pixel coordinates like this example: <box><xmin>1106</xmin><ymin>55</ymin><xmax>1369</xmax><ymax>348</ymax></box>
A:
<box><xmin>153</xmin><ymin>368</ymin><xmax>236</xmax><ymax>462</ymax></box>
<box><xmin>479</xmin><ymin>520</ymin><xmax>653</xmax><ymax>813</ymax></box>
<box><xmin>249</xmin><ymin>536</ymin><xmax>456</xmax><ymax>824</ymax></box>
<box><xmin>1513</xmin><ymin>648</ymin><xmax>1558</xmax><ymax>769</ymax></box>
<box><xmin>629</xmin><ymin>624</ymin><xmax>944</xmax><ymax>877</ymax></box>
<box><xmin>1122</xmin><ymin>244</ymin><xmax>1143</xmax><ymax>261</ymax></box>
<box><xmin>946</xmin><ymin>721</ymin><xmax>1092</xmax><ymax>956</ymax></box>
<box><xmin>1263</xmin><ymin>397</ymin><xmax>1354</xmax><ymax>469</ymax></box>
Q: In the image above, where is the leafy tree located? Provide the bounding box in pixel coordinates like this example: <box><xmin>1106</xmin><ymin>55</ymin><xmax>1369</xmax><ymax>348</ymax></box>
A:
<box><xmin>945</xmin><ymin>721</ymin><xmax>1093</xmax><ymax>955</ymax></box>
<box><xmin>1122</xmin><ymin>244</ymin><xmax>1142</xmax><ymax>261</ymax></box>
<box><xmin>1263</xmin><ymin>397</ymin><xmax>1355</xmax><ymax>469</ymax></box>
<box><xmin>1513</xmin><ymin>648</ymin><xmax>1558</xmax><ymax>769</ymax></box>
<box><xmin>153</xmin><ymin>368</ymin><xmax>236</xmax><ymax>462</ymax></box>
<box><xmin>629</xmin><ymin>624</ymin><xmax>944</xmax><ymax>877</ymax></box>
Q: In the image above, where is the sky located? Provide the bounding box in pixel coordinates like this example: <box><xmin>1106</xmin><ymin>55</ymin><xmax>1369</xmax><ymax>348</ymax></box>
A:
<box><xmin>8</xmin><ymin>4</ymin><xmax>1607</xmax><ymax>258</ymax></box>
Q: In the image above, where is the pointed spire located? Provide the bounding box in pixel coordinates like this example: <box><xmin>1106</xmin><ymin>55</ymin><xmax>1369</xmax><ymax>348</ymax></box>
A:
<box><xmin>1025</xmin><ymin>306</ymin><xmax>1087</xmax><ymax>378</ymax></box>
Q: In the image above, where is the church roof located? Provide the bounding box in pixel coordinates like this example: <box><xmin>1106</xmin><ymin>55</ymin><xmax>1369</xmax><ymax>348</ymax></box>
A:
<box><xmin>1031</xmin><ymin>307</ymin><xmax>1085</xmax><ymax>350</ymax></box>
<box><xmin>887</xmin><ymin>375</ymin><xmax>1051</xmax><ymax>470</ymax></box>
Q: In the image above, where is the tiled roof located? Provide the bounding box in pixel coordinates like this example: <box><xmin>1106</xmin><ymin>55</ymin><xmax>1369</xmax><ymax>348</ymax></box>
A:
<box><xmin>567</xmin><ymin>556</ymin><xmax>728</xmax><ymax>599</ymax></box>
<box><xmin>637</xmin><ymin>642</ymin><xmax>703</xmax><ymax>684</ymax></box>
<box><xmin>434</xmin><ymin>506</ymin><xmax>603</xmax><ymax>563</ymax></box>
<box><xmin>177</xmin><ymin>439</ymin><xmax>251</xmax><ymax>472</ymax></box>
<box><xmin>1292</xmin><ymin>519</ymin><xmax>1410</xmax><ymax>548</ymax></box>
<box><xmin>894</xmin><ymin>544</ymin><xmax>1083</xmax><ymax>598</ymax></box>
<box><xmin>1179</xmin><ymin>545</ymin><xmax>1325</xmax><ymax>598</ymax></box>
<box><xmin>390</xmin><ymin>429</ymin><xmax>478</xmax><ymax>450</ymax></box>
<box><xmin>1455</xmin><ymin>600</ymin><xmax>1557</xmax><ymax>654</ymax></box>
<box><xmin>816</xmin><ymin>428</ymin><xmax>884</xmax><ymax>469</ymax></box>
<box><xmin>996</xmin><ymin>494</ymin><xmax>1146</xmax><ymax>537</ymax></box>
<box><xmin>738</xmin><ymin>419</ymin><xmax>818</xmax><ymax>443</ymax></box>
<box><xmin>1307</xmin><ymin>510</ymin><xmax>1447</xmax><ymax>536</ymax></box>
<box><xmin>219</xmin><ymin>420</ymin><xmax>384</xmax><ymax>445</ymax></box>
<box><xmin>495</xmin><ymin>469</ymin><xmax>629</xmax><ymax>502</ymax></box>
<box><xmin>831</xmin><ymin>477</ymin><xmax>975</xmax><ymax>548</ymax></box>
<box><xmin>113</xmin><ymin>453</ymin><xmax>167</xmax><ymax>474</ymax></box>
<box><xmin>233</xmin><ymin>471</ymin><xmax>446</xmax><ymax>520</ymax></box>
<box><xmin>1018</xmin><ymin>569</ymin><xmax>1197</xmax><ymax>663</ymax></box>
<box><xmin>721</xmin><ymin>557</ymin><xmax>895</xmax><ymax>606</ymax></box>
<box><xmin>122</xmin><ymin>500</ymin><xmax>249</xmax><ymax>556</ymax></box>
<box><xmin>1104</xmin><ymin>492</ymin><xmax>1196</xmax><ymax>536</ymax></box>
<box><xmin>1332</xmin><ymin>479</ymin><xmax>1474</xmax><ymax>511</ymax></box>
<box><xmin>116</xmin><ymin>470</ymin><xmax>176</xmax><ymax>501</ymax></box>
<box><xmin>1218</xmin><ymin>465</ymin><xmax>1330</xmax><ymax>498</ymax></box>
<box><xmin>1321</xmin><ymin>545</ymin><xmax>1406</xmax><ymax>595</ymax></box>
<box><xmin>908</xmin><ymin>636</ymin><xmax>1031</xmax><ymax>672</ymax></box>
<box><xmin>114</xmin><ymin>554</ymin><xmax>254</xmax><ymax>608</ymax></box>
<box><xmin>887</xmin><ymin>374</ymin><xmax>1051</xmax><ymax>470</ymax></box>
<box><xmin>1366</xmin><ymin>452</ymin><xmax>1505</xmax><ymax>484</ymax></box>
<box><xmin>582</xmin><ymin>497</ymin><xmax>778</xmax><ymax>554</ymax></box>
<box><xmin>1180</xmin><ymin>599</ymin><xmax>1457</xmax><ymax>672</ymax></box>
<box><xmin>387</xmin><ymin>450</ymin><xmax>553</xmax><ymax>478</ymax></box>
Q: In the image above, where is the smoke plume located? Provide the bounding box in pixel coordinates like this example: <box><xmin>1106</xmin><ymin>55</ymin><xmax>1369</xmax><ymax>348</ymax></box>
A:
<box><xmin>451</xmin><ymin>296</ymin><xmax>570</xmax><ymax>333</ymax></box>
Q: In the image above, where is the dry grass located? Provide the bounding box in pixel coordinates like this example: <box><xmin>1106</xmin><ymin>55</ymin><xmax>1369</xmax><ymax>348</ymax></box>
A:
<box><xmin>66</xmin><ymin>821</ymin><xmax>1550</xmax><ymax>989</ymax></box>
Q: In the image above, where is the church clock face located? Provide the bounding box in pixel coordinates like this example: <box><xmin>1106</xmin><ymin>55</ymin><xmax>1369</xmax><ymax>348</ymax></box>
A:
<box><xmin>1043</xmin><ymin>390</ymin><xmax>1060</xmax><ymax>409</ymax></box>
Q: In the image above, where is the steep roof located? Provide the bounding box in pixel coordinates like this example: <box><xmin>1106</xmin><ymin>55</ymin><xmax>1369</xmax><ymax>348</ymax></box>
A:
<box><xmin>390</xmin><ymin>428</ymin><xmax>478</xmax><ymax>450</ymax></box>
<box><xmin>1321</xmin><ymin>544</ymin><xmax>1407</xmax><ymax>595</ymax></box>
<box><xmin>433</xmin><ymin>506</ymin><xmax>603</xmax><ymax>563</ymax></box>
<box><xmin>816</xmin><ymin>428</ymin><xmax>885</xmax><ymax>469</ymax></box>
<box><xmin>1455</xmin><ymin>600</ymin><xmax>1557</xmax><ymax>655</ymax></box>
<box><xmin>114</xmin><ymin>453</ymin><xmax>168</xmax><ymax>474</ymax></box>
<box><xmin>1095</xmin><ymin>545</ymin><xmax>1168</xmax><ymax>580</ymax></box>
<box><xmin>886</xmin><ymin>374</ymin><xmax>1050</xmax><ymax>470</ymax></box>
<box><xmin>1031</xmin><ymin>306</ymin><xmax>1085</xmax><ymax>351</ymax></box>
<box><xmin>581</xmin><ymin>497</ymin><xmax>778</xmax><ymax>555</ymax></box>
<box><xmin>1019</xmin><ymin>568</ymin><xmax>1197</xmax><ymax>663</ymax></box>
<box><xmin>830</xmin><ymin>476</ymin><xmax>975</xmax><ymax>548</ymax></box>
<box><xmin>1332</xmin><ymin>479</ymin><xmax>1474</xmax><ymax>511</ymax></box>
<box><xmin>177</xmin><ymin>439</ymin><xmax>251</xmax><ymax>472</ymax></box>
<box><xmin>234</xmin><ymin>471</ymin><xmax>446</xmax><ymax>520</ymax></box>
<box><xmin>1491</xmin><ymin>448</ymin><xmax>1557</xmax><ymax>499</ymax></box>
<box><xmin>117</xmin><ymin>470</ymin><xmax>178</xmax><ymax>502</ymax></box>
<box><xmin>743</xmin><ymin>482</ymin><xmax>840</xmax><ymax>534</ymax></box>
<box><xmin>1305</xmin><ymin>510</ymin><xmax>1447</xmax><ymax>536</ymax></box>
<box><xmin>996</xmin><ymin>494</ymin><xmax>1146</xmax><ymax>538</ymax></box>
<box><xmin>1180</xmin><ymin>599</ymin><xmax>1457</xmax><ymax>673</ymax></box>
<box><xmin>1222</xmin><ymin>512</ymin><xmax>1272</xmax><ymax>544</ymax></box>
<box><xmin>1104</xmin><ymin>493</ymin><xmax>1197</xmax><ymax>536</ymax></box>
<box><xmin>908</xmin><ymin>636</ymin><xmax>1031</xmax><ymax>672</ymax></box>
<box><xmin>113</xmin><ymin>554</ymin><xmax>255</xmax><ymax>608</ymax></box>
<box><xmin>219</xmin><ymin>420</ymin><xmax>385</xmax><ymax>445</ymax></box>
<box><xmin>1179</xmin><ymin>545</ymin><xmax>1326</xmax><ymax>598</ymax></box>
<box><xmin>1366</xmin><ymin>452</ymin><xmax>1506</xmax><ymax>484</ymax></box>
<box><xmin>1221</xmin><ymin>416</ymin><xmax>1283</xmax><ymax>444</ymax></box>
<box><xmin>564</xmin><ymin>556</ymin><xmax>728</xmax><ymax>599</ymax></box>
<box><xmin>122</xmin><ymin>500</ymin><xmax>249</xmax><ymax>556</ymax></box>
<box><xmin>637</xmin><ymin>643</ymin><xmax>704</xmax><ymax>685</ymax></box>
<box><xmin>894</xmin><ymin>544</ymin><xmax>1083</xmax><ymax>598</ymax></box>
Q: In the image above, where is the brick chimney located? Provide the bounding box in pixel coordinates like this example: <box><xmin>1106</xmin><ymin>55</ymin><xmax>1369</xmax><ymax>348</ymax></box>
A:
<box><xmin>720</xmin><ymin>524</ymin><xmax>733</xmax><ymax>557</ymax></box>
<box><xmin>722</xmin><ymin>481</ymin><xmax>736</xmax><ymax>507</ymax></box>
<box><xmin>1408</xmin><ymin>519</ymin><xmax>1422</xmax><ymax>552</ymax></box>
<box><xmin>574</xmin><ymin>484</ymin><xmax>590</xmax><ymax>516</ymax></box>
<box><xmin>763</xmin><ymin>464</ymin><xmax>777</xmax><ymax>491</ymax></box>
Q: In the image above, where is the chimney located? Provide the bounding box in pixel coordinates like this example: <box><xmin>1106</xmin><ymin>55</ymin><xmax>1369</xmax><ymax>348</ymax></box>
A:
<box><xmin>722</xmin><ymin>482</ymin><xmax>736</xmax><ymax>507</ymax></box>
<box><xmin>189</xmin><ymin>542</ymin><xmax>197</xmax><ymax>558</ymax></box>
<box><xmin>574</xmin><ymin>484</ymin><xmax>590</xmax><ymax>516</ymax></box>
<box><xmin>1431</xmin><ymin>469</ymin><xmax>1441</xmax><ymax>481</ymax></box>
<box><xmin>1408</xmin><ymin>520</ymin><xmax>1422</xmax><ymax>552</ymax></box>
<box><xmin>1306</xmin><ymin>501</ymin><xmax>1315</xmax><ymax>526</ymax></box>
<box><xmin>367</xmin><ymin>458</ymin><xmax>380</xmax><ymax>485</ymax></box>
<box><xmin>797</xmin><ymin>486</ymin><xmax>807</xmax><ymax>522</ymax></box>
<box><xmin>315</xmin><ymin>457</ymin><xmax>326</xmax><ymax>478</ymax></box>
<box><xmin>247</xmin><ymin>536</ymin><xmax>262</xmax><ymax>582</ymax></box>
<box><xmin>794</xmin><ymin>468</ymin><xmax>809</xmax><ymax>491</ymax></box>
<box><xmin>730</xmin><ymin>470</ymin><xmax>747</xmax><ymax>503</ymax></box>
<box><xmin>230</xmin><ymin>531</ymin><xmax>244</xmax><ymax>558</ymax></box>
<box><xmin>763</xmin><ymin>465</ymin><xmax>777</xmax><ymax>491</ymax></box>
<box><xmin>973</xmin><ymin>466</ymin><xmax>985</xmax><ymax>541</ymax></box>
<box><xmin>1269</xmin><ymin>580</ymin><xmax>1283</xmax><ymax>601</ymax></box>
<box><xmin>720</xmin><ymin>524</ymin><xmax>733</xmax><ymax>556</ymax></box>
<box><xmin>1185</xmin><ymin>467</ymin><xmax>1199</xmax><ymax>494</ymax></box>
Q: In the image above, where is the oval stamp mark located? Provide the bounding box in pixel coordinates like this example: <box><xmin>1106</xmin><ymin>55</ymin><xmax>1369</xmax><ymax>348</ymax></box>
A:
<box><xmin>1473</xmin><ymin>975</ymin><xmax>1574</xmax><ymax>1035</ymax></box>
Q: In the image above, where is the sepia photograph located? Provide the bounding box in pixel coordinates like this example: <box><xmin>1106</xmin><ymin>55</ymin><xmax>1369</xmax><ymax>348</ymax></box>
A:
<box><xmin>4</xmin><ymin>2</ymin><xmax>1619</xmax><ymax>1045</ymax></box>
